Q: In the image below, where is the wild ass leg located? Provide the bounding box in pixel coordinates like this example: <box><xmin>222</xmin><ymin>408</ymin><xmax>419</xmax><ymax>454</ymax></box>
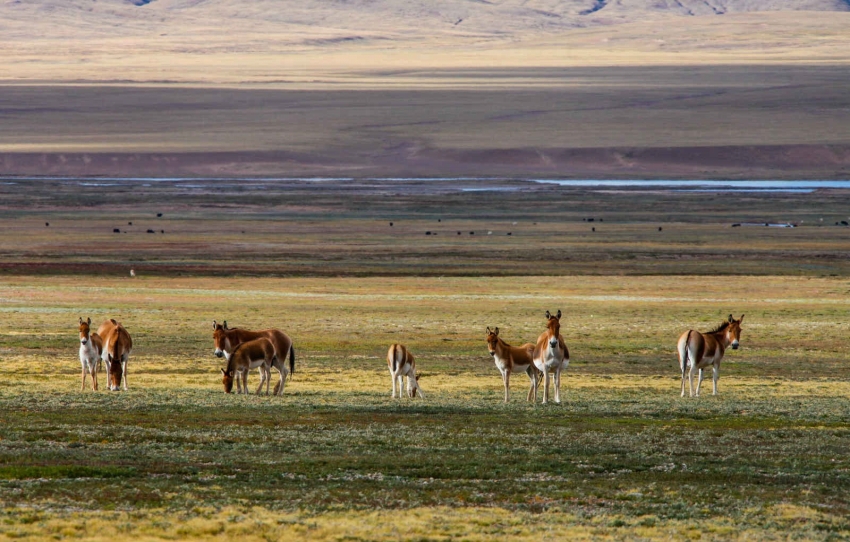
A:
<box><xmin>503</xmin><ymin>369</ymin><xmax>510</xmax><ymax>403</ymax></box>
<box><xmin>398</xmin><ymin>376</ymin><xmax>404</xmax><ymax>398</ymax></box>
<box><xmin>712</xmin><ymin>363</ymin><xmax>720</xmax><ymax>396</ymax></box>
<box><xmin>680</xmin><ymin>359</ymin><xmax>687</xmax><ymax>398</ymax></box>
<box><xmin>92</xmin><ymin>363</ymin><xmax>98</xmax><ymax>391</ymax></box>
<box><xmin>81</xmin><ymin>365</ymin><xmax>87</xmax><ymax>391</ymax></box>
<box><xmin>390</xmin><ymin>370</ymin><xmax>397</xmax><ymax>398</ymax></box>
<box><xmin>525</xmin><ymin>367</ymin><xmax>536</xmax><ymax>402</ymax></box>
<box><xmin>688</xmin><ymin>364</ymin><xmax>698</xmax><ymax>397</ymax></box>
<box><xmin>554</xmin><ymin>368</ymin><xmax>561</xmax><ymax>404</ymax></box>
<box><xmin>696</xmin><ymin>368</ymin><xmax>705</xmax><ymax>397</ymax></box>
<box><xmin>121</xmin><ymin>360</ymin><xmax>128</xmax><ymax>391</ymax></box>
<box><xmin>276</xmin><ymin>368</ymin><xmax>287</xmax><ymax>396</ymax></box>
<box><xmin>542</xmin><ymin>368</ymin><xmax>550</xmax><ymax>404</ymax></box>
<box><xmin>255</xmin><ymin>366</ymin><xmax>267</xmax><ymax>395</ymax></box>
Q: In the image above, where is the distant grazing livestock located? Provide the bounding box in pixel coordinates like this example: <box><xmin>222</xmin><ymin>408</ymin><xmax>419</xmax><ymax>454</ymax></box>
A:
<box><xmin>128</xmin><ymin>222</ymin><xmax>132</xmax><ymax>226</ymax></box>
<box><xmin>45</xmin><ymin>222</ymin><xmax>49</xmax><ymax>227</ymax></box>
<box><xmin>157</xmin><ymin>213</ymin><xmax>163</xmax><ymax>217</ymax></box>
<box><xmin>113</xmin><ymin>228</ymin><xmax>121</xmax><ymax>233</ymax></box>
<box><xmin>212</xmin><ymin>321</ymin><xmax>294</xmax><ymax>396</ymax></box>
<box><xmin>532</xmin><ymin>310</ymin><xmax>570</xmax><ymax>404</ymax></box>
<box><xmin>130</xmin><ymin>269</ymin><xmax>136</xmax><ymax>278</ymax></box>
<box><xmin>678</xmin><ymin>315</ymin><xmax>744</xmax><ymax>397</ymax></box>
<box><xmin>387</xmin><ymin>344</ymin><xmax>423</xmax><ymax>399</ymax></box>
<box><xmin>221</xmin><ymin>338</ymin><xmax>275</xmax><ymax>395</ymax></box>
<box><xmin>78</xmin><ymin>317</ymin><xmax>103</xmax><ymax>391</ymax></box>
<box><xmin>485</xmin><ymin>327</ymin><xmax>541</xmax><ymax>403</ymax></box>
<box><xmin>97</xmin><ymin>319</ymin><xmax>132</xmax><ymax>391</ymax></box>
<box><xmin>147</xmin><ymin>229</ymin><xmax>155</xmax><ymax>234</ymax></box>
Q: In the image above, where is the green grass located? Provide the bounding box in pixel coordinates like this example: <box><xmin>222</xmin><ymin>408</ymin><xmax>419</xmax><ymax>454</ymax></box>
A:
<box><xmin>0</xmin><ymin>275</ymin><xmax>848</xmax><ymax>539</ymax></box>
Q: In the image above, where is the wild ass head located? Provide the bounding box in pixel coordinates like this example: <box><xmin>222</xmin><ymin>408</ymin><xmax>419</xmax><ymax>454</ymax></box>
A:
<box><xmin>78</xmin><ymin>317</ymin><xmax>92</xmax><ymax>345</ymax></box>
<box><xmin>409</xmin><ymin>373</ymin><xmax>422</xmax><ymax>398</ymax></box>
<box><xmin>212</xmin><ymin>320</ymin><xmax>231</xmax><ymax>358</ymax></box>
<box><xmin>220</xmin><ymin>367</ymin><xmax>235</xmax><ymax>393</ymax></box>
<box><xmin>544</xmin><ymin>310</ymin><xmax>562</xmax><ymax>348</ymax></box>
<box><xmin>726</xmin><ymin>314</ymin><xmax>744</xmax><ymax>350</ymax></box>
<box><xmin>107</xmin><ymin>352</ymin><xmax>122</xmax><ymax>391</ymax></box>
<box><xmin>485</xmin><ymin>327</ymin><xmax>501</xmax><ymax>356</ymax></box>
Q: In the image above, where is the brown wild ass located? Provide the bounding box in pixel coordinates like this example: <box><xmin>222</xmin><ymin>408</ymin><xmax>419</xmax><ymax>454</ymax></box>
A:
<box><xmin>532</xmin><ymin>310</ymin><xmax>570</xmax><ymax>404</ymax></box>
<box><xmin>387</xmin><ymin>344</ymin><xmax>424</xmax><ymax>399</ymax></box>
<box><xmin>485</xmin><ymin>327</ymin><xmax>541</xmax><ymax>403</ymax></box>
<box><xmin>212</xmin><ymin>321</ymin><xmax>294</xmax><ymax>396</ymax></box>
<box><xmin>78</xmin><ymin>317</ymin><xmax>103</xmax><ymax>391</ymax></box>
<box><xmin>97</xmin><ymin>319</ymin><xmax>132</xmax><ymax>391</ymax></box>
<box><xmin>220</xmin><ymin>338</ymin><xmax>276</xmax><ymax>395</ymax></box>
<box><xmin>678</xmin><ymin>314</ymin><xmax>744</xmax><ymax>397</ymax></box>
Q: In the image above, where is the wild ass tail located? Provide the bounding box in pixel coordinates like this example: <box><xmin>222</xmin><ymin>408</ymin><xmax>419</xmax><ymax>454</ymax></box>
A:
<box><xmin>289</xmin><ymin>345</ymin><xmax>295</xmax><ymax>381</ymax></box>
<box><xmin>392</xmin><ymin>344</ymin><xmax>399</xmax><ymax>373</ymax></box>
<box><xmin>681</xmin><ymin>330</ymin><xmax>693</xmax><ymax>375</ymax></box>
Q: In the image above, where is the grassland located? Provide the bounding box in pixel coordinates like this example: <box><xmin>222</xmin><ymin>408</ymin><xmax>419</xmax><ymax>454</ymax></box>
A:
<box><xmin>0</xmin><ymin>273</ymin><xmax>848</xmax><ymax>540</ymax></box>
<box><xmin>2</xmin><ymin>179</ymin><xmax>849</xmax><ymax>277</ymax></box>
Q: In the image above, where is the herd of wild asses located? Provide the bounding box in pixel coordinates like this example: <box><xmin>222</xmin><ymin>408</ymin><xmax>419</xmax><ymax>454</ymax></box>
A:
<box><xmin>78</xmin><ymin>313</ymin><xmax>745</xmax><ymax>402</ymax></box>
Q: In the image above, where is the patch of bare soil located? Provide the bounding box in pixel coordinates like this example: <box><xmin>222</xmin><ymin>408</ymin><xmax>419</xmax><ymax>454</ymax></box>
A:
<box><xmin>2</xmin><ymin>144</ymin><xmax>849</xmax><ymax>179</ymax></box>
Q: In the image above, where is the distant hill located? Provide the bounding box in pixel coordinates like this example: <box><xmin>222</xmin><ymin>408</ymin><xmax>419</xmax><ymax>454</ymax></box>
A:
<box><xmin>2</xmin><ymin>0</ymin><xmax>849</xmax><ymax>41</ymax></box>
<box><xmin>0</xmin><ymin>0</ymin><xmax>848</xmax><ymax>83</ymax></box>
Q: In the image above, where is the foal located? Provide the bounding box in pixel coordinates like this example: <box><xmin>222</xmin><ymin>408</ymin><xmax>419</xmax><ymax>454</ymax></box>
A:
<box><xmin>221</xmin><ymin>338</ymin><xmax>276</xmax><ymax>395</ymax></box>
<box><xmin>97</xmin><ymin>319</ymin><xmax>132</xmax><ymax>391</ymax></box>
<box><xmin>532</xmin><ymin>310</ymin><xmax>570</xmax><ymax>404</ymax></box>
<box><xmin>485</xmin><ymin>327</ymin><xmax>540</xmax><ymax>403</ymax></box>
<box><xmin>78</xmin><ymin>317</ymin><xmax>103</xmax><ymax>391</ymax></box>
<box><xmin>213</xmin><ymin>321</ymin><xmax>294</xmax><ymax>396</ymax></box>
<box><xmin>387</xmin><ymin>344</ymin><xmax>424</xmax><ymax>399</ymax></box>
<box><xmin>678</xmin><ymin>314</ymin><xmax>744</xmax><ymax>397</ymax></box>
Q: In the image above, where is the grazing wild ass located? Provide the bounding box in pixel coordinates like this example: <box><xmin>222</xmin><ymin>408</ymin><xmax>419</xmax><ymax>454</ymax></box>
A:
<box><xmin>678</xmin><ymin>314</ymin><xmax>744</xmax><ymax>397</ymax></box>
<box><xmin>212</xmin><ymin>321</ymin><xmax>294</xmax><ymax>396</ymax></box>
<box><xmin>220</xmin><ymin>338</ymin><xmax>276</xmax><ymax>395</ymax></box>
<box><xmin>532</xmin><ymin>310</ymin><xmax>570</xmax><ymax>404</ymax></box>
<box><xmin>78</xmin><ymin>317</ymin><xmax>103</xmax><ymax>391</ymax></box>
<box><xmin>387</xmin><ymin>344</ymin><xmax>424</xmax><ymax>399</ymax></box>
<box><xmin>97</xmin><ymin>319</ymin><xmax>132</xmax><ymax>391</ymax></box>
<box><xmin>485</xmin><ymin>327</ymin><xmax>541</xmax><ymax>403</ymax></box>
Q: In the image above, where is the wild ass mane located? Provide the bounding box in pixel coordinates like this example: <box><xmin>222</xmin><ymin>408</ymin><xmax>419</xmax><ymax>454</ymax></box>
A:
<box><xmin>706</xmin><ymin>321</ymin><xmax>731</xmax><ymax>334</ymax></box>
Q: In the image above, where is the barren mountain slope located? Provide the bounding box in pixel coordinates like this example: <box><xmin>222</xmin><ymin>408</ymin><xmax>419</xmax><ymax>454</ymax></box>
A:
<box><xmin>1</xmin><ymin>0</ymin><xmax>848</xmax><ymax>41</ymax></box>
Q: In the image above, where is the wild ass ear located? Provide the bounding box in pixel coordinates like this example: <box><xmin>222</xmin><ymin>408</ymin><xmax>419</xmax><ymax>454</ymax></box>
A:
<box><xmin>79</xmin><ymin>317</ymin><xmax>84</xmax><ymax>325</ymax></box>
<box><xmin>87</xmin><ymin>317</ymin><xmax>91</xmax><ymax>325</ymax></box>
<box><xmin>213</xmin><ymin>320</ymin><xmax>218</xmax><ymax>330</ymax></box>
<box><xmin>486</xmin><ymin>326</ymin><xmax>491</xmax><ymax>335</ymax></box>
<box><xmin>494</xmin><ymin>327</ymin><xmax>499</xmax><ymax>336</ymax></box>
<box><xmin>223</xmin><ymin>321</ymin><xmax>228</xmax><ymax>330</ymax></box>
<box><xmin>556</xmin><ymin>310</ymin><xmax>562</xmax><ymax>319</ymax></box>
<box><xmin>545</xmin><ymin>310</ymin><xmax>551</xmax><ymax>319</ymax></box>
<box><xmin>220</xmin><ymin>368</ymin><xmax>227</xmax><ymax>375</ymax></box>
<box><xmin>728</xmin><ymin>314</ymin><xmax>734</xmax><ymax>322</ymax></box>
<box><xmin>738</xmin><ymin>314</ymin><xmax>744</xmax><ymax>323</ymax></box>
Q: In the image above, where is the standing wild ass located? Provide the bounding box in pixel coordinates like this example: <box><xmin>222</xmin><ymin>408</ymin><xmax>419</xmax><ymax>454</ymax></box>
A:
<box><xmin>78</xmin><ymin>317</ymin><xmax>103</xmax><ymax>391</ymax></box>
<box><xmin>220</xmin><ymin>338</ymin><xmax>275</xmax><ymax>395</ymax></box>
<box><xmin>485</xmin><ymin>327</ymin><xmax>541</xmax><ymax>403</ymax></box>
<box><xmin>212</xmin><ymin>321</ymin><xmax>294</xmax><ymax>396</ymax></box>
<box><xmin>678</xmin><ymin>314</ymin><xmax>744</xmax><ymax>397</ymax></box>
<box><xmin>97</xmin><ymin>319</ymin><xmax>132</xmax><ymax>391</ymax></box>
<box><xmin>532</xmin><ymin>310</ymin><xmax>570</xmax><ymax>404</ymax></box>
<box><xmin>387</xmin><ymin>344</ymin><xmax>424</xmax><ymax>399</ymax></box>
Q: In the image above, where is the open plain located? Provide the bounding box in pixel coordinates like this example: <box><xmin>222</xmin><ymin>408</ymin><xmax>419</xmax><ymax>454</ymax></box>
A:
<box><xmin>3</xmin><ymin>1</ymin><xmax>850</xmax><ymax>539</ymax></box>
<box><xmin>0</xmin><ymin>180</ymin><xmax>849</xmax><ymax>540</ymax></box>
